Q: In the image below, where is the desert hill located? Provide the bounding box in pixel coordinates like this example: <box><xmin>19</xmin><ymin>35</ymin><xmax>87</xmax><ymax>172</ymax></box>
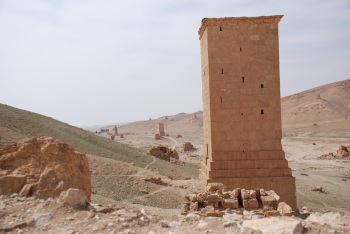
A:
<box><xmin>118</xmin><ymin>111</ymin><xmax>203</xmax><ymax>136</ymax></box>
<box><xmin>115</xmin><ymin>79</ymin><xmax>350</xmax><ymax>138</ymax></box>
<box><xmin>281</xmin><ymin>79</ymin><xmax>350</xmax><ymax>127</ymax></box>
<box><xmin>0</xmin><ymin>103</ymin><xmax>198</xmax><ymax>183</ymax></box>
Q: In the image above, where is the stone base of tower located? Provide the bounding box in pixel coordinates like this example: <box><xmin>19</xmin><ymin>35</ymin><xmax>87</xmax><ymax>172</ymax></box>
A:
<box><xmin>200</xmin><ymin>150</ymin><xmax>297</xmax><ymax>210</ymax></box>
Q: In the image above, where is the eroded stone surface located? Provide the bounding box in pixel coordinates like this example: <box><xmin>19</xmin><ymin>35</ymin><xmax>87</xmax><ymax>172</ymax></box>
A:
<box><xmin>199</xmin><ymin>16</ymin><xmax>297</xmax><ymax>210</ymax></box>
<box><xmin>0</xmin><ymin>137</ymin><xmax>91</xmax><ymax>200</ymax></box>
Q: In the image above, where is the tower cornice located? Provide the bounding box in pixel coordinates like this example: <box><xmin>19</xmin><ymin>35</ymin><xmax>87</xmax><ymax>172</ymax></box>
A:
<box><xmin>198</xmin><ymin>15</ymin><xmax>283</xmax><ymax>39</ymax></box>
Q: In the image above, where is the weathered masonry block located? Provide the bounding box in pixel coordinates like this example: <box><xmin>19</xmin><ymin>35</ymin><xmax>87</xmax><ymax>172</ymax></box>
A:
<box><xmin>198</xmin><ymin>16</ymin><xmax>297</xmax><ymax>210</ymax></box>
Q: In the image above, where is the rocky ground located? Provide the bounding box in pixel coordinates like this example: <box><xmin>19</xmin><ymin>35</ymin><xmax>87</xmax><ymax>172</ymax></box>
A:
<box><xmin>1</xmin><ymin>192</ymin><xmax>350</xmax><ymax>234</ymax></box>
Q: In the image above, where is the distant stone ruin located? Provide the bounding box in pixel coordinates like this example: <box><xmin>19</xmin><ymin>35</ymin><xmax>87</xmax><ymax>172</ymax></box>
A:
<box><xmin>182</xmin><ymin>142</ymin><xmax>195</xmax><ymax>152</ymax></box>
<box><xmin>337</xmin><ymin>145</ymin><xmax>350</xmax><ymax>157</ymax></box>
<box><xmin>155</xmin><ymin>134</ymin><xmax>161</xmax><ymax>140</ymax></box>
<box><xmin>147</xmin><ymin>146</ymin><xmax>178</xmax><ymax>161</ymax></box>
<box><xmin>113</xmin><ymin>125</ymin><xmax>118</xmax><ymax>136</ymax></box>
<box><xmin>320</xmin><ymin>145</ymin><xmax>350</xmax><ymax>159</ymax></box>
<box><xmin>157</xmin><ymin>123</ymin><xmax>165</xmax><ymax>137</ymax></box>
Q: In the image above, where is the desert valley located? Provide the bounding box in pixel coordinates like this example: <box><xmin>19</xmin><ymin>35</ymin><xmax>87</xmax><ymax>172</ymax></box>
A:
<box><xmin>0</xmin><ymin>79</ymin><xmax>350</xmax><ymax>233</ymax></box>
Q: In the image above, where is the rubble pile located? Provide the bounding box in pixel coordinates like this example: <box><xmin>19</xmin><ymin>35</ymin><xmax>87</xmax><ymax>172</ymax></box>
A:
<box><xmin>337</xmin><ymin>145</ymin><xmax>350</xmax><ymax>157</ymax></box>
<box><xmin>320</xmin><ymin>144</ymin><xmax>350</xmax><ymax>159</ymax></box>
<box><xmin>0</xmin><ymin>137</ymin><xmax>91</xmax><ymax>200</ymax></box>
<box><xmin>144</xmin><ymin>177</ymin><xmax>169</xmax><ymax>186</ymax></box>
<box><xmin>147</xmin><ymin>146</ymin><xmax>179</xmax><ymax>161</ymax></box>
<box><xmin>181</xmin><ymin>183</ymin><xmax>294</xmax><ymax>217</ymax></box>
<box><xmin>182</xmin><ymin>142</ymin><xmax>195</xmax><ymax>152</ymax></box>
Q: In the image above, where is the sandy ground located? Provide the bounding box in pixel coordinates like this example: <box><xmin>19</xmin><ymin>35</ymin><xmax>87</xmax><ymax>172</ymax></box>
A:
<box><xmin>99</xmin><ymin>119</ymin><xmax>350</xmax><ymax>215</ymax></box>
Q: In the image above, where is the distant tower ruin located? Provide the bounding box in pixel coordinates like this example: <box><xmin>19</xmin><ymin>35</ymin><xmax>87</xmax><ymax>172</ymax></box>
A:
<box><xmin>198</xmin><ymin>16</ymin><xmax>296</xmax><ymax>209</ymax></box>
<box><xmin>157</xmin><ymin>123</ymin><xmax>165</xmax><ymax>137</ymax></box>
<box><xmin>113</xmin><ymin>125</ymin><xmax>118</xmax><ymax>136</ymax></box>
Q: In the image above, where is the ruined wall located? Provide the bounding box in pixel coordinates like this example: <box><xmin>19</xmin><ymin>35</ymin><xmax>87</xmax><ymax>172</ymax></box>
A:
<box><xmin>199</xmin><ymin>16</ymin><xmax>296</xmax><ymax>209</ymax></box>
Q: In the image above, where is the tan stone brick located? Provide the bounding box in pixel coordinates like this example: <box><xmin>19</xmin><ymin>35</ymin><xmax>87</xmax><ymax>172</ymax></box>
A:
<box><xmin>199</xmin><ymin>16</ymin><xmax>296</xmax><ymax>210</ymax></box>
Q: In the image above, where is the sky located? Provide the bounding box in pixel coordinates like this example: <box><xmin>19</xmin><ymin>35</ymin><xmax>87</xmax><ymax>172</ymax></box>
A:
<box><xmin>1</xmin><ymin>0</ymin><xmax>349</xmax><ymax>126</ymax></box>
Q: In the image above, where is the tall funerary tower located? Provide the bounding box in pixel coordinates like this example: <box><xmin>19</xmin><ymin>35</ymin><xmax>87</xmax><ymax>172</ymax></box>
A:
<box><xmin>198</xmin><ymin>16</ymin><xmax>296</xmax><ymax>209</ymax></box>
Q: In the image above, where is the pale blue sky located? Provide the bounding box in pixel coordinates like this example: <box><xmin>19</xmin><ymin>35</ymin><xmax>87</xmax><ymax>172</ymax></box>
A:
<box><xmin>1</xmin><ymin>0</ymin><xmax>349</xmax><ymax>126</ymax></box>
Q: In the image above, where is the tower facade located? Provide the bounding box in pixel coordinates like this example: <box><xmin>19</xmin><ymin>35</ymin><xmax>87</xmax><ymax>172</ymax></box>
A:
<box><xmin>199</xmin><ymin>16</ymin><xmax>296</xmax><ymax>209</ymax></box>
<box><xmin>113</xmin><ymin>125</ymin><xmax>118</xmax><ymax>136</ymax></box>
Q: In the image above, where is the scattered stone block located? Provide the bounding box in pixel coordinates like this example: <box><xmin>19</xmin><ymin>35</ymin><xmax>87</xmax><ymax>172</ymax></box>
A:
<box><xmin>249</xmin><ymin>190</ymin><xmax>257</xmax><ymax>198</ymax></box>
<box><xmin>242</xmin><ymin>200</ymin><xmax>248</xmax><ymax>209</ymax></box>
<box><xmin>311</xmin><ymin>186</ymin><xmax>325</xmax><ymax>193</ymax></box>
<box><xmin>190</xmin><ymin>202</ymin><xmax>198</xmax><ymax>212</ymax></box>
<box><xmin>248</xmin><ymin>199</ymin><xmax>259</xmax><ymax>210</ymax></box>
<box><xmin>207</xmin><ymin>194</ymin><xmax>219</xmax><ymax>203</ymax></box>
<box><xmin>277</xmin><ymin>202</ymin><xmax>294</xmax><ymax>216</ymax></box>
<box><xmin>196</xmin><ymin>193</ymin><xmax>207</xmax><ymax>202</ymax></box>
<box><xmin>264</xmin><ymin>210</ymin><xmax>281</xmax><ymax>217</ymax></box>
<box><xmin>189</xmin><ymin>194</ymin><xmax>197</xmax><ymax>202</ymax></box>
<box><xmin>19</xmin><ymin>184</ymin><xmax>35</xmax><ymax>197</ymax></box>
<box><xmin>207</xmin><ymin>183</ymin><xmax>225</xmax><ymax>192</ymax></box>
<box><xmin>241</xmin><ymin>189</ymin><xmax>249</xmax><ymax>200</ymax></box>
<box><xmin>182</xmin><ymin>142</ymin><xmax>195</xmax><ymax>152</ymax></box>
<box><xmin>261</xmin><ymin>195</ymin><xmax>277</xmax><ymax>209</ymax></box>
<box><xmin>222</xmin><ymin>199</ymin><xmax>238</xmax><ymax>209</ymax></box>
<box><xmin>59</xmin><ymin>188</ymin><xmax>88</xmax><ymax>207</ymax></box>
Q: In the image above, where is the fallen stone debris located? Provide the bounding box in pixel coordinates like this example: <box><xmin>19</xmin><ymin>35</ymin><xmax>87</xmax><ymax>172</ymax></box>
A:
<box><xmin>182</xmin><ymin>142</ymin><xmax>195</xmax><ymax>152</ymax></box>
<box><xmin>320</xmin><ymin>145</ymin><xmax>350</xmax><ymax>159</ymax></box>
<box><xmin>181</xmin><ymin>183</ymin><xmax>294</xmax><ymax>217</ymax></box>
<box><xmin>337</xmin><ymin>145</ymin><xmax>350</xmax><ymax>157</ymax></box>
<box><xmin>0</xmin><ymin>137</ymin><xmax>91</xmax><ymax>200</ymax></box>
<box><xmin>311</xmin><ymin>186</ymin><xmax>326</xmax><ymax>193</ymax></box>
<box><xmin>144</xmin><ymin>177</ymin><xmax>169</xmax><ymax>186</ymax></box>
<box><xmin>147</xmin><ymin>146</ymin><xmax>179</xmax><ymax>161</ymax></box>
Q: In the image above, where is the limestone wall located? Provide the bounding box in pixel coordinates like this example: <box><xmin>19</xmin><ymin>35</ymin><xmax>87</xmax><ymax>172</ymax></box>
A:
<box><xmin>199</xmin><ymin>16</ymin><xmax>296</xmax><ymax>210</ymax></box>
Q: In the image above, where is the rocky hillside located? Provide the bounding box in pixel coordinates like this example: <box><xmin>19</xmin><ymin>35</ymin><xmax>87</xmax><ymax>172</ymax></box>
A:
<box><xmin>0</xmin><ymin>103</ymin><xmax>197</xmax><ymax>180</ymax></box>
<box><xmin>281</xmin><ymin>79</ymin><xmax>350</xmax><ymax>126</ymax></box>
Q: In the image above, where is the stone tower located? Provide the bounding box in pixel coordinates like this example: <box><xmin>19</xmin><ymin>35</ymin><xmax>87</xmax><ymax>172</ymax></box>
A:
<box><xmin>198</xmin><ymin>16</ymin><xmax>296</xmax><ymax>209</ymax></box>
<box><xmin>113</xmin><ymin>125</ymin><xmax>118</xmax><ymax>136</ymax></box>
<box><xmin>157</xmin><ymin>123</ymin><xmax>165</xmax><ymax>137</ymax></box>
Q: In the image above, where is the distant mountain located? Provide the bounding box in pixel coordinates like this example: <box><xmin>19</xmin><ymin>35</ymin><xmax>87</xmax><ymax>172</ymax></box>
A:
<box><xmin>119</xmin><ymin>80</ymin><xmax>350</xmax><ymax>134</ymax></box>
<box><xmin>282</xmin><ymin>79</ymin><xmax>350</xmax><ymax>126</ymax></box>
